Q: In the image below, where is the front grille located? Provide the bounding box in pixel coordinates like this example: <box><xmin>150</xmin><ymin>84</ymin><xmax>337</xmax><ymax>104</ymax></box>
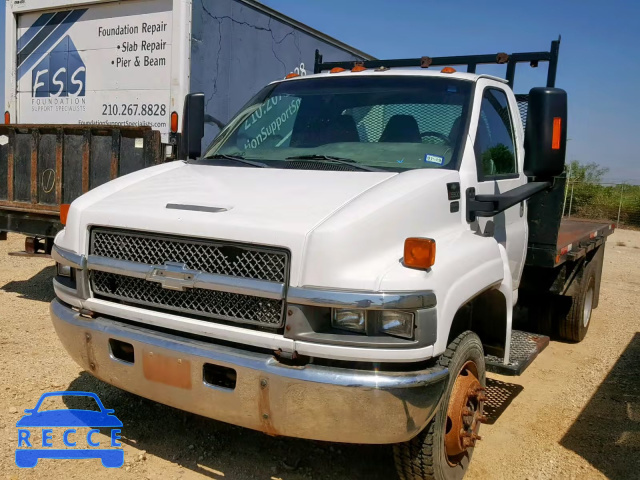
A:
<box><xmin>89</xmin><ymin>229</ymin><xmax>289</xmax><ymax>328</ymax></box>
<box><xmin>91</xmin><ymin>229</ymin><xmax>287</xmax><ymax>283</ymax></box>
<box><xmin>92</xmin><ymin>271</ymin><xmax>284</xmax><ymax>326</ymax></box>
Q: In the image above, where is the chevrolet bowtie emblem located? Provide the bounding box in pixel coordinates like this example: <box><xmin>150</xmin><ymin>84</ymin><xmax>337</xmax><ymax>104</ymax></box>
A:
<box><xmin>147</xmin><ymin>262</ymin><xmax>197</xmax><ymax>291</ymax></box>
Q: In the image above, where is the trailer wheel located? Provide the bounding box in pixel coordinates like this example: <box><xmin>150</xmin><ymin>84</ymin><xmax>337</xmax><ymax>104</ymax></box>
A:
<box><xmin>557</xmin><ymin>258</ymin><xmax>597</xmax><ymax>342</ymax></box>
<box><xmin>393</xmin><ymin>332</ymin><xmax>486</xmax><ymax>480</ymax></box>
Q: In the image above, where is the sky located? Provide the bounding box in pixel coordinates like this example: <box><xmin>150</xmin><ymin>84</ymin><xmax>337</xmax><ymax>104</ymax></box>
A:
<box><xmin>261</xmin><ymin>0</ymin><xmax>640</xmax><ymax>184</ymax></box>
<box><xmin>1</xmin><ymin>0</ymin><xmax>638</xmax><ymax>183</ymax></box>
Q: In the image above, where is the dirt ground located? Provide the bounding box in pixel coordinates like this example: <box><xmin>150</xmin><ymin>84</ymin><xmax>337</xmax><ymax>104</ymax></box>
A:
<box><xmin>0</xmin><ymin>230</ymin><xmax>638</xmax><ymax>480</ymax></box>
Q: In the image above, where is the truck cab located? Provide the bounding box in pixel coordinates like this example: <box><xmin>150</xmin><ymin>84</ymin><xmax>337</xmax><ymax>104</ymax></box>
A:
<box><xmin>50</xmin><ymin>39</ymin><xmax>612</xmax><ymax>479</ymax></box>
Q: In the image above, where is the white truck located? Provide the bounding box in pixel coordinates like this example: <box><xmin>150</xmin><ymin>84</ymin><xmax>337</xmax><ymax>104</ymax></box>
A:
<box><xmin>51</xmin><ymin>39</ymin><xmax>614</xmax><ymax>479</ymax></box>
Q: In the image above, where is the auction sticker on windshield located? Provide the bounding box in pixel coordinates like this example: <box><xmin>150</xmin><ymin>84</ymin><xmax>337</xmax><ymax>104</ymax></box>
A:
<box><xmin>15</xmin><ymin>391</ymin><xmax>124</xmax><ymax>468</ymax></box>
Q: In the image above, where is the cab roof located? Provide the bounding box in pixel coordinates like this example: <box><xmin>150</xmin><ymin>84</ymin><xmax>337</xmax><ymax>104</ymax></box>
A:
<box><xmin>277</xmin><ymin>68</ymin><xmax>508</xmax><ymax>85</ymax></box>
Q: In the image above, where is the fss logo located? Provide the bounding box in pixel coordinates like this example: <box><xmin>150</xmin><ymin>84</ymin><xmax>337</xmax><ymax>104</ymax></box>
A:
<box><xmin>32</xmin><ymin>36</ymin><xmax>85</xmax><ymax>98</ymax></box>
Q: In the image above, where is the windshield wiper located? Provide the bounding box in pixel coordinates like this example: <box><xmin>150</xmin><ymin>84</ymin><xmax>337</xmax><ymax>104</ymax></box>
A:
<box><xmin>201</xmin><ymin>153</ymin><xmax>267</xmax><ymax>168</ymax></box>
<box><xmin>285</xmin><ymin>154</ymin><xmax>381</xmax><ymax>172</ymax></box>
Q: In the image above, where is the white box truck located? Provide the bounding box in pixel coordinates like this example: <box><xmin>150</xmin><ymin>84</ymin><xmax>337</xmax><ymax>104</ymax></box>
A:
<box><xmin>0</xmin><ymin>0</ymin><xmax>370</xmax><ymax>247</ymax></box>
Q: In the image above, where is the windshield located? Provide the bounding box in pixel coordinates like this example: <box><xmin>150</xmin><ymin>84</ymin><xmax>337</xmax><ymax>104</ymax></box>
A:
<box><xmin>203</xmin><ymin>76</ymin><xmax>473</xmax><ymax>171</ymax></box>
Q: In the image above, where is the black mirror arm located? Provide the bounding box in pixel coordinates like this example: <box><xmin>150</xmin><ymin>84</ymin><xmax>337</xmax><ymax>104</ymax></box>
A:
<box><xmin>466</xmin><ymin>181</ymin><xmax>551</xmax><ymax>222</ymax></box>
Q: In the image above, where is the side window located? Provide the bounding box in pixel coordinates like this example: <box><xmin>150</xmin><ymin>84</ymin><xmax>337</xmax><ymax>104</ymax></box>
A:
<box><xmin>475</xmin><ymin>89</ymin><xmax>516</xmax><ymax>178</ymax></box>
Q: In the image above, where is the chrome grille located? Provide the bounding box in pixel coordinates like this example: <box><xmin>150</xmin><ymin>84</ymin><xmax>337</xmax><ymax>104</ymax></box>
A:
<box><xmin>92</xmin><ymin>271</ymin><xmax>284</xmax><ymax>326</ymax></box>
<box><xmin>89</xmin><ymin>229</ymin><xmax>289</xmax><ymax>328</ymax></box>
<box><xmin>91</xmin><ymin>229</ymin><xmax>287</xmax><ymax>283</ymax></box>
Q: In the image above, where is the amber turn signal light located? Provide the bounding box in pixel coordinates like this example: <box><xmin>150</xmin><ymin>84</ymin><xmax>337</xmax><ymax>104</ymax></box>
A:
<box><xmin>404</xmin><ymin>238</ymin><xmax>436</xmax><ymax>269</ymax></box>
<box><xmin>60</xmin><ymin>204</ymin><xmax>71</xmax><ymax>226</ymax></box>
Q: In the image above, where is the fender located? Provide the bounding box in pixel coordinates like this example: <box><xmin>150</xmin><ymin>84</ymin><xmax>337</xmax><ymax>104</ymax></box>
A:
<box><xmin>379</xmin><ymin>230</ymin><xmax>506</xmax><ymax>357</ymax></box>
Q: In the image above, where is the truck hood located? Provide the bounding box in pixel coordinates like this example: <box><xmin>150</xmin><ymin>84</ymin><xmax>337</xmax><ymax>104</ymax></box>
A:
<box><xmin>62</xmin><ymin>162</ymin><xmax>461</xmax><ymax>288</ymax></box>
<box><xmin>63</xmin><ymin>162</ymin><xmax>395</xmax><ymax>283</ymax></box>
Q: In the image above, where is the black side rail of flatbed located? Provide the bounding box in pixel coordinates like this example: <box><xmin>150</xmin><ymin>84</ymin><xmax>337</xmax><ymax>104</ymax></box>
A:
<box><xmin>315</xmin><ymin>37</ymin><xmax>561</xmax><ymax>89</ymax></box>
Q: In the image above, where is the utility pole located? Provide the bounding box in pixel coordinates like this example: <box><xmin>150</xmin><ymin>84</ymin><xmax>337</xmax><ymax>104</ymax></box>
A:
<box><xmin>562</xmin><ymin>162</ymin><xmax>571</xmax><ymax>217</ymax></box>
<box><xmin>616</xmin><ymin>184</ymin><xmax>625</xmax><ymax>226</ymax></box>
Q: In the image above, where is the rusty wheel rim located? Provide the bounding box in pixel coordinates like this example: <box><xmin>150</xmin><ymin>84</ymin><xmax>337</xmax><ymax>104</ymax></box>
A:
<box><xmin>444</xmin><ymin>360</ymin><xmax>487</xmax><ymax>465</ymax></box>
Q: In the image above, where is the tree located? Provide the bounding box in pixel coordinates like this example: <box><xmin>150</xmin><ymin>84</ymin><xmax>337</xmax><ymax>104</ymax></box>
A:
<box><xmin>566</xmin><ymin>160</ymin><xmax>609</xmax><ymax>184</ymax></box>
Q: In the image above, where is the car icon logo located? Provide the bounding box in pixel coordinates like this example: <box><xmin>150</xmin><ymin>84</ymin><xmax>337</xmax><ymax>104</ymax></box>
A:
<box><xmin>15</xmin><ymin>391</ymin><xmax>124</xmax><ymax>468</ymax></box>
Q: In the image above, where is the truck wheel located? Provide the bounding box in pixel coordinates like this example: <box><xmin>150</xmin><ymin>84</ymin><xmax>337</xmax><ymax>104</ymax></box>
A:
<box><xmin>557</xmin><ymin>259</ymin><xmax>597</xmax><ymax>342</ymax></box>
<box><xmin>393</xmin><ymin>332</ymin><xmax>486</xmax><ymax>480</ymax></box>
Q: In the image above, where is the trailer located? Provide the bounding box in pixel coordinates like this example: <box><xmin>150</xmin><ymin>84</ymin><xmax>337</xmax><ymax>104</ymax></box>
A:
<box><xmin>0</xmin><ymin>0</ymin><xmax>372</xmax><ymax>252</ymax></box>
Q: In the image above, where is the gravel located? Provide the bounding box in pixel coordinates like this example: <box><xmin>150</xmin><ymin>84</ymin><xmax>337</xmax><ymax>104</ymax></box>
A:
<box><xmin>1</xmin><ymin>230</ymin><xmax>638</xmax><ymax>479</ymax></box>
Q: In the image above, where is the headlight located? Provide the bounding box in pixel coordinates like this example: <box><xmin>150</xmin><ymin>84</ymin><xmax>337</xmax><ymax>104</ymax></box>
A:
<box><xmin>56</xmin><ymin>263</ymin><xmax>72</xmax><ymax>278</ymax></box>
<box><xmin>379</xmin><ymin>311</ymin><xmax>414</xmax><ymax>339</ymax></box>
<box><xmin>332</xmin><ymin>309</ymin><xmax>366</xmax><ymax>333</ymax></box>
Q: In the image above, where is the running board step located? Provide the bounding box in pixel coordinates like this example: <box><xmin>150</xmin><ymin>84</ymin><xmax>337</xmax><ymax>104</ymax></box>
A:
<box><xmin>485</xmin><ymin>330</ymin><xmax>549</xmax><ymax>376</ymax></box>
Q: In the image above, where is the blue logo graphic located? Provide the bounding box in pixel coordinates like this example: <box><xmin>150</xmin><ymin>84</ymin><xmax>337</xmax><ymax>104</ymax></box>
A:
<box><xmin>31</xmin><ymin>36</ymin><xmax>86</xmax><ymax>98</ymax></box>
<box><xmin>15</xmin><ymin>391</ymin><xmax>123</xmax><ymax>468</ymax></box>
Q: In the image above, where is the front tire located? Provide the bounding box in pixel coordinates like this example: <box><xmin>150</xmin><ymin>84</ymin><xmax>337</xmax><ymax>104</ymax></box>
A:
<box><xmin>393</xmin><ymin>332</ymin><xmax>486</xmax><ymax>480</ymax></box>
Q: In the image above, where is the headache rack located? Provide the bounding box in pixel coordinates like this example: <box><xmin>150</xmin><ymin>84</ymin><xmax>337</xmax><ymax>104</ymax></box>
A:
<box><xmin>314</xmin><ymin>37</ymin><xmax>560</xmax><ymax>88</ymax></box>
<box><xmin>315</xmin><ymin>37</ymin><xmax>560</xmax><ymax>131</ymax></box>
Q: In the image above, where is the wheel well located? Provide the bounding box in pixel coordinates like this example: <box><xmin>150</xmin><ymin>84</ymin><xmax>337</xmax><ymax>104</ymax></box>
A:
<box><xmin>448</xmin><ymin>288</ymin><xmax>507</xmax><ymax>358</ymax></box>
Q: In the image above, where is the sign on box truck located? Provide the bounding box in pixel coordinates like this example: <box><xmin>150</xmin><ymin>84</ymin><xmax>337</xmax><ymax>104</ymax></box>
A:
<box><xmin>0</xmin><ymin>0</ymin><xmax>371</xmax><ymax>247</ymax></box>
<box><xmin>9</xmin><ymin>0</ymin><xmax>178</xmax><ymax>142</ymax></box>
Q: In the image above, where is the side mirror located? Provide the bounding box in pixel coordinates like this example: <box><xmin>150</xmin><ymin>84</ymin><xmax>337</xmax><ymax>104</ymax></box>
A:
<box><xmin>524</xmin><ymin>87</ymin><xmax>567</xmax><ymax>179</ymax></box>
<box><xmin>181</xmin><ymin>93</ymin><xmax>205</xmax><ymax>159</ymax></box>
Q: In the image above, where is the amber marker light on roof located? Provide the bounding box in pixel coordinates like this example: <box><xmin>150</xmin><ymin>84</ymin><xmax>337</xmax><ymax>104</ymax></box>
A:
<box><xmin>441</xmin><ymin>67</ymin><xmax>456</xmax><ymax>74</ymax></box>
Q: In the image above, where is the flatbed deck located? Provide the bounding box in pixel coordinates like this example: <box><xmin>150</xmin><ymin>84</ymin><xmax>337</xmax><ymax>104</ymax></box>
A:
<box><xmin>555</xmin><ymin>218</ymin><xmax>615</xmax><ymax>266</ymax></box>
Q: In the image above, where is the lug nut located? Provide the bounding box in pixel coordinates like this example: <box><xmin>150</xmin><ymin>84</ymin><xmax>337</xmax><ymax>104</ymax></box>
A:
<box><xmin>462</xmin><ymin>407</ymin><xmax>472</xmax><ymax>416</ymax></box>
<box><xmin>477</xmin><ymin>415</ymin><xmax>488</xmax><ymax>424</ymax></box>
<box><xmin>478</xmin><ymin>394</ymin><xmax>488</xmax><ymax>402</ymax></box>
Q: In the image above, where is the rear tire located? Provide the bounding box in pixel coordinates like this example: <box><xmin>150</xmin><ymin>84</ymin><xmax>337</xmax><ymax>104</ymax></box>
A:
<box><xmin>393</xmin><ymin>332</ymin><xmax>486</xmax><ymax>480</ymax></box>
<box><xmin>557</xmin><ymin>258</ymin><xmax>597</xmax><ymax>342</ymax></box>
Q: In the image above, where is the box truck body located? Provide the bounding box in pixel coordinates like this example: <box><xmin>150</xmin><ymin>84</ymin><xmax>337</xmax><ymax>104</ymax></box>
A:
<box><xmin>0</xmin><ymin>0</ymin><xmax>371</xmax><ymax>244</ymax></box>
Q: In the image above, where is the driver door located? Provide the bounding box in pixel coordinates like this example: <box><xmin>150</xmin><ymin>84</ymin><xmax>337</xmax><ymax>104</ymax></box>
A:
<box><xmin>469</xmin><ymin>86</ymin><xmax>528</xmax><ymax>288</ymax></box>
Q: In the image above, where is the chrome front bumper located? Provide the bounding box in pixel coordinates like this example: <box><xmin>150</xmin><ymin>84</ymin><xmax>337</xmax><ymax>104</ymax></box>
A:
<box><xmin>51</xmin><ymin>299</ymin><xmax>448</xmax><ymax>444</ymax></box>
